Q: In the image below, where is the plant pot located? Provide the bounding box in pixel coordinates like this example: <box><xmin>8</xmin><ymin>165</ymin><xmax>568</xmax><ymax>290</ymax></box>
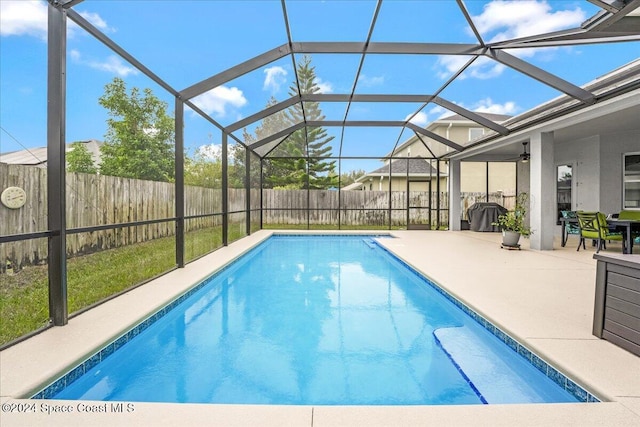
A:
<box><xmin>502</xmin><ymin>230</ymin><xmax>521</xmax><ymax>247</ymax></box>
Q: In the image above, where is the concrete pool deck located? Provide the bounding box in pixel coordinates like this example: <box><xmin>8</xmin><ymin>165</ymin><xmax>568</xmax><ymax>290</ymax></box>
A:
<box><xmin>1</xmin><ymin>230</ymin><xmax>639</xmax><ymax>426</ymax></box>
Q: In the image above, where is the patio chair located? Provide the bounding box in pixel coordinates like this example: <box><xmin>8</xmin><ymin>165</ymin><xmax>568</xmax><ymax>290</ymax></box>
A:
<box><xmin>561</xmin><ymin>210</ymin><xmax>580</xmax><ymax>236</ymax></box>
<box><xmin>576</xmin><ymin>211</ymin><xmax>624</xmax><ymax>253</ymax></box>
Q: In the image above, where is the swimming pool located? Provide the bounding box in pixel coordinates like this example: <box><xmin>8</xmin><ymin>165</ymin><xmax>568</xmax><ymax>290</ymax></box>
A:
<box><xmin>36</xmin><ymin>235</ymin><xmax>595</xmax><ymax>404</ymax></box>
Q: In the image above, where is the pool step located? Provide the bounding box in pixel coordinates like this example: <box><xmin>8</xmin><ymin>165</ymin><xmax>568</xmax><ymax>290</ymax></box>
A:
<box><xmin>362</xmin><ymin>238</ymin><xmax>378</xmax><ymax>249</ymax></box>
<box><xmin>433</xmin><ymin>326</ymin><xmax>553</xmax><ymax>404</ymax></box>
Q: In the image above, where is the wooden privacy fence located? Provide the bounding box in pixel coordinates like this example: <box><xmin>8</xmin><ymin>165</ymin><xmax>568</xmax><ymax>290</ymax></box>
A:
<box><xmin>3</xmin><ymin>163</ymin><xmax>462</xmax><ymax>269</ymax></box>
<box><xmin>262</xmin><ymin>189</ymin><xmax>450</xmax><ymax>227</ymax></box>
<box><xmin>0</xmin><ymin>164</ymin><xmax>245</xmax><ymax>269</ymax></box>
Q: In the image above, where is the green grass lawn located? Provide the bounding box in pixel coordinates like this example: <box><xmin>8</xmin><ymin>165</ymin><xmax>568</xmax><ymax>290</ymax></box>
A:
<box><xmin>0</xmin><ymin>225</ymin><xmax>249</xmax><ymax>346</ymax></box>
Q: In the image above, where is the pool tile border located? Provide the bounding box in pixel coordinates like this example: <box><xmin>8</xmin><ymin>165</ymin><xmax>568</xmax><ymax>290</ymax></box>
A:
<box><xmin>372</xmin><ymin>239</ymin><xmax>601</xmax><ymax>404</ymax></box>
<box><xmin>33</xmin><ymin>234</ymin><xmax>599</xmax><ymax>403</ymax></box>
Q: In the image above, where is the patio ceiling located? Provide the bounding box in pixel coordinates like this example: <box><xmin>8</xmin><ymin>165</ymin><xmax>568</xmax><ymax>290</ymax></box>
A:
<box><xmin>59</xmin><ymin>0</ymin><xmax>640</xmax><ymax>160</ymax></box>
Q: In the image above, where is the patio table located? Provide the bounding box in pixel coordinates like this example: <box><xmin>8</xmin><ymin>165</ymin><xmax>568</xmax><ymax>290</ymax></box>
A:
<box><xmin>607</xmin><ymin>218</ymin><xmax>640</xmax><ymax>254</ymax></box>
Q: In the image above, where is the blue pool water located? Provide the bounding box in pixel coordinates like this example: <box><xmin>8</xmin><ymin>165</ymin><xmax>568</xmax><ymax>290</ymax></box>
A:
<box><xmin>46</xmin><ymin>235</ymin><xmax>583</xmax><ymax>405</ymax></box>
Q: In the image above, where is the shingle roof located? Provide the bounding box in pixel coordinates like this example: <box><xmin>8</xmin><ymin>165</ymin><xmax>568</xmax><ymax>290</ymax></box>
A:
<box><xmin>0</xmin><ymin>147</ymin><xmax>48</xmax><ymax>166</ymax></box>
<box><xmin>367</xmin><ymin>158</ymin><xmax>439</xmax><ymax>176</ymax></box>
<box><xmin>0</xmin><ymin>140</ymin><xmax>103</xmax><ymax>167</ymax></box>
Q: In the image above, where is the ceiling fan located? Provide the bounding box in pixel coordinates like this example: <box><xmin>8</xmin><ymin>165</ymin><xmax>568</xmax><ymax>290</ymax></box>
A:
<box><xmin>506</xmin><ymin>142</ymin><xmax>530</xmax><ymax>162</ymax></box>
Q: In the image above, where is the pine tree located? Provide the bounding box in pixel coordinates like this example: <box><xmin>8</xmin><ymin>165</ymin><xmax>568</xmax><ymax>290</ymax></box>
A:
<box><xmin>282</xmin><ymin>55</ymin><xmax>336</xmax><ymax>189</ymax></box>
<box><xmin>247</xmin><ymin>57</ymin><xmax>337</xmax><ymax>189</ymax></box>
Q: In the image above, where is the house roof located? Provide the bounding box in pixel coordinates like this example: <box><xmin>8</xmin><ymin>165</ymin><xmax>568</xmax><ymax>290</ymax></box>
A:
<box><xmin>0</xmin><ymin>147</ymin><xmax>48</xmax><ymax>166</ymax></box>
<box><xmin>431</xmin><ymin>113</ymin><xmax>512</xmax><ymax>125</ymax></box>
<box><xmin>359</xmin><ymin>157</ymin><xmax>443</xmax><ymax>180</ymax></box>
<box><xmin>0</xmin><ymin>140</ymin><xmax>103</xmax><ymax>168</ymax></box>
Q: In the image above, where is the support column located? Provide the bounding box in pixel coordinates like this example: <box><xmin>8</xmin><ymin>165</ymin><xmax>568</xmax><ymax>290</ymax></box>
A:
<box><xmin>47</xmin><ymin>3</ymin><xmax>68</xmax><ymax>325</ymax></box>
<box><xmin>245</xmin><ymin>148</ymin><xmax>251</xmax><ymax>235</ymax></box>
<box><xmin>260</xmin><ymin>158</ymin><xmax>263</xmax><ymax>229</ymax></box>
<box><xmin>530</xmin><ymin>132</ymin><xmax>555</xmax><ymax>250</ymax></box>
<box><xmin>448</xmin><ymin>159</ymin><xmax>461</xmax><ymax>231</ymax></box>
<box><xmin>436</xmin><ymin>160</ymin><xmax>441</xmax><ymax>229</ymax></box>
<box><xmin>175</xmin><ymin>98</ymin><xmax>185</xmax><ymax>267</ymax></box>
<box><xmin>222</xmin><ymin>133</ymin><xmax>228</xmax><ymax>246</ymax></box>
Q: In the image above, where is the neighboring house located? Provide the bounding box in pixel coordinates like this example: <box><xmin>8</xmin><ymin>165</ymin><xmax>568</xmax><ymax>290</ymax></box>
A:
<box><xmin>0</xmin><ymin>140</ymin><xmax>102</xmax><ymax>169</ymax></box>
<box><xmin>350</xmin><ymin>113</ymin><xmax>512</xmax><ymax>193</ymax></box>
<box><xmin>355</xmin><ymin>157</ymin><xmax>447</xmax><ymax>192</ymax></box>
<box><xmin>391</xmin><ymin>112</ymin><xmax>512</xmax><ymax>159</ymax></box>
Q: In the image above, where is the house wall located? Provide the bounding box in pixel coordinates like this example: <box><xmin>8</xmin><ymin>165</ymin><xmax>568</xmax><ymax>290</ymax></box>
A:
<box><xmin>432</xmin><ymin>124</ymin><xmax>479</xmax><ymax>143</ymax></box>
<box><xmin>460</xmin><ymin>162</ymin><xmax>516</xmax><ymax>195</ymax></box>
<box><xmin>386</xmin><ymin>177</ymin><xmax>447</xmax><ymax>192</ymax></box>
<box><xmin>553</xmin><ymin>129</ymin><xmax>640</xmax><ymax>215</ymax></box>
<box><xmin>599</xmin><ymin>129</ymin><xmax>640</xmax><ymax>213</ymax></box>
<box><xmin>394</xmin><ymin>144</ymin><xmax>431</xmax><ymax>158</ymax></box>
<box><xmin>555</xmin><ymin>135</ymin><xmax>601</xmax><ymax>212</ymax></box>
<box><xmin>461</xmin><ymin>162</ymin><xmax>486</xmax><ymax>192</ymax></box>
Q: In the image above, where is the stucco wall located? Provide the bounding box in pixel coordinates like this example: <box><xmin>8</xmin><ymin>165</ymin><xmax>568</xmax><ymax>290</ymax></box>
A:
<box><xmin>555</xmin><ymin>135</ymin><xmax>601</xmax><ymax>212</ymax></box>
<box><xmin>461</xmin><ymin>162</ymin><xmax>516</xmax><ymax>194</ymax></box>
<box><xmin>553</xmin><ymin>130</ymin><xmax>639</xmax><ymax>214</ymax></box>
<box><xmin>599</xmin><ymin>130</ymin><xmax>640</xmax><ymax>213</ymax></box>
<box><xmin>383</xmin><ymin>177</ymin><xmax>447</xmax><ymax>192</ymax></box>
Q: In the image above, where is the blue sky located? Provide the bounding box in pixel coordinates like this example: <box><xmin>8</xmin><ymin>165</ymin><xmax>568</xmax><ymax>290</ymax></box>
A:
<box><xmin>1</xmin><ymin>0</ymin><xmax>638</xmax><ymax>171</ymax></box>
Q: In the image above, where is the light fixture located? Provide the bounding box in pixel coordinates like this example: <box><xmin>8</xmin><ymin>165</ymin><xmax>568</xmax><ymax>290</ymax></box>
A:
<box><xmin>520</xmin><ymin>142</ymin><xmax>530</xmax><ymax>163</ymax></box>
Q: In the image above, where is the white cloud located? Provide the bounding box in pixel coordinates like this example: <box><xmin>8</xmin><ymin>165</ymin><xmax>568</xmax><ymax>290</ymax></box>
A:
<box><xmin>436</xmin><ymin>1</ymin><xmax>586</xmax><ymax>80</ymax></box>
<box><xmin>405</xmin><ymin>111</ymin><xmax>428</xmax><ymax>127</ymax></box>
<box><xmin>0</xmin><ymin>1</ymin><xmax>112</xmax><ymax>40</ymax></box>
<box><xmin>473</xmin><ymin>1</ymin><xmax>586</xmax><ymax>42</ymax></box>
<box><xmin>78</xmin><ymin>11</ymin><xmax>111</xmax><ymax>32</ymax></box>
<box><xmin>428</xmin><ymin>105</ymin><xmax>449</xmax><ymax>120</ymax></box>
<box><xmin>0</xmin><ymin>1</ymin><xmax>48</xmax><ymax>39</ymax></box>
<box><xmin>69</xmin><ymin>49</ymin><xmax>81</xmax><ymax>61</ymax></box>
<box><xmin>472</xmin><ymin>98</ymin><xmax>519</xmax><ymax>115</ymax></box>
<box><xmin>70</xmin><ymin>49</ymin><xmax>138</xmax><ymax>77</ymax></box>
<box><xmin>358</xmin><ymin>74</ymin><xmax>385</xmax><ymax>87</ymax></box>
<box><xmin>263</xmin><ymin>66</ymin><xmax>287</xmax><ymax>93</ymax></box>
<box><xmin>192</xmin><ymin>86</ymin><xmax>248</xmax><ymax>117</ymax></box>
<box><xmin>196</xmin><ymin>144</ymin><xmax>222</xmax><ymax>160</ymax></box>
<box><xmin>314</xmin><ymin>77</ymin><xmax>333</xmax><ymax>94</ymax></box>
<box><xmin>436</xmin><ymin>55</ymin><xmax>505</xmax><ymax>80</ymax></box>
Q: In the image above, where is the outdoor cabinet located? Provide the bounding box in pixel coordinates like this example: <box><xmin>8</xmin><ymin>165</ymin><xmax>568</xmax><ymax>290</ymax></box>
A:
<box><xmin>593</xmin><ymin>253</ymin><xmax>640</xmax><ymax>357</ymax></box>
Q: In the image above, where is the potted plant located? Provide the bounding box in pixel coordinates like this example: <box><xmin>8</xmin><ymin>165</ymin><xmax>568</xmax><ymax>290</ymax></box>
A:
<box><xmin>492</xmin><ymin>193</ymin><xmax>532</xmax><ymax>247</ymax></box>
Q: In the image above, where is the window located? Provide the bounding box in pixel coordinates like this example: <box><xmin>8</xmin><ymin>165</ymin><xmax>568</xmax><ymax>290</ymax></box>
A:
<box><xmin>469</xmin><ymin>128</ymin><xmax>484</xmax><ymax>141</ymax></box>
<box><xmin>557</xmin><ymin>164</ymin><xmax>573</xmax><ymax>222</ymax></box>
<box><xmin>623</xmin><ymin>153</ymin><xmax>640</xmax><ymax>209</ymax></box>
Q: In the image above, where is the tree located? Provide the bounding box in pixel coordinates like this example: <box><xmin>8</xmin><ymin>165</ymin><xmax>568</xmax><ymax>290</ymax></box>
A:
<box><xmin>242</xmin><ymin>96</ymin><xmax>298</xmax><ymax>189</ymax></box>
<box><xmin>66</xmin><ymin>141</ymin><xmax>97</xmax><ymax>174</ymax></box>
<box><xmin>281</xmin><ymin>55</ymin><xmax>337</xmax><ymax>189</ymax></box>
<box><xmin>184</xmin><ymin>146</ymin><xmax>222</xmax><ymax>189</ymax></box>
<box><xmin>340</xmin><ymin>169</ymin><xmax>366</xmax><ymax>187</ymax></box>
<box><xmin>245</xmin><ymin>58</ymin><xmax>337</xmax><ymax>189</ymax></box>
<box><xmin>98</xmin><ymin>77</ymin><xmax>175</xmax><ymax>182</ymax></box>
